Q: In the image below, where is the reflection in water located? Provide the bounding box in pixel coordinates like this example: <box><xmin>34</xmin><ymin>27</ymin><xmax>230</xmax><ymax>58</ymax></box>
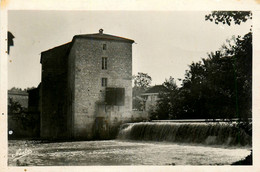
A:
<box><xmin>8</xmin><ymin>140</ymin><xmax>250</xmax><ymax>166</ymax></box>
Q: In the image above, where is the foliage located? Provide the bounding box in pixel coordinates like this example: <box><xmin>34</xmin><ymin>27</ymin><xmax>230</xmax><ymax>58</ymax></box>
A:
<box><xmin>8</xmin><ymin>97</ymin><xmax>24</xmax><ymax>114</ymax></box>
<box><xmin>133</xmin><ymin>72</ymin><xmax>152</xmax><ymax>89</ymax></box>
<box><xmin>151</xmin><ymin>77</ymin><xmax>179</xmax><ymax>120</ymax></box>
<box><xmin>132</xmin><ymin>72</ymin><xmax>152</xmax><ymax>110</ymax></box>
<box><xmin>152</xmin><ymin>11</ymin><xmax>252</xmax><ymax>120</ymax></box>
<box><xmin>10</xmin><ymin>87</ymin><xmax>36</xmax><ymax>92</ymax></box>
<box><xmin>176</xmin><ymin>32</ymin><xmax>251</xmax><ymax>120</ymax></box>
<box><xmin>8</xmin><ymin>97</ymin><xmax>40</xmax><ymax>135</ymax></box>
<box><xmin>132</xmin><ymin>96</ymin><xmax>145</xmax><ymax>111</ymax></box>
<box><xmin>204</xmin><ymin>11</ymin><xmax>252</xmax><ymax>120</ymax></box>
<box><xmin>205</xmin><ymin>11</ymin><xmax>252</xmax><ymax>25</ymax></box>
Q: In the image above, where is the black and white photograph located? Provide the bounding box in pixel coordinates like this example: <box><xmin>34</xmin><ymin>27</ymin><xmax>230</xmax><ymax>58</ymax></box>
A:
<box><xmin>1</xmin><ymin>0</ymin><xmax>260</xmax><ymax>171</ymax></box>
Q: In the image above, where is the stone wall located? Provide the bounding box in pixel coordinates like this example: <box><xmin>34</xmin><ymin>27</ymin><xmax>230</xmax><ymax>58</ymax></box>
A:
<box><xmin>40</xmin><ymin>34</ymin><xmax>135</xmax><ymax>140</ymax></box>
<box><xmin>40</xmin><ymin>43</ymin><xmax>72</xmax><ymax>139</ymax></box>
<box><xmin>68</xmin><ymin>38</ymin><xmax>133</xmax><ymax>139</ymax></box>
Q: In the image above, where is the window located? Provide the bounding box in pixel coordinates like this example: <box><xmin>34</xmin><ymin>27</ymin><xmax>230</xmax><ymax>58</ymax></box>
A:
<box><xmin>101</xmin><ymin>78</ymin><xmax>107</xmax><ymax>87</ymax></box>
<box><xmin>105</xmin><ymin>87</ymin><xmax>125</xmax><ymax>106</ymax></box>
<box><xmin>102</xmin><ymin>57</ymin><xmax>107</xmax><ymax>70</ymax></box>
<box><xmin>103</xmin><ymin>44</ymin><xmax>107</xmax><ymax>50</ymax></box>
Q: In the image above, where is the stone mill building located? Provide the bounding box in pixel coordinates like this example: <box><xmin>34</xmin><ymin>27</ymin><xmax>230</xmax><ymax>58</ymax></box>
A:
<box><xmin>40</xmin><ymin>29</ymin><xmax>135</xmax><ymax>140</ymax></box>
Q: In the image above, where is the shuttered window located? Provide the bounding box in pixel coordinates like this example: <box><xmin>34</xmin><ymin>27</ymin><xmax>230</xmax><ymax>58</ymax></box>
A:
<box><xmin>102</xmin><ymin>57</ymin><xmax>107</xmax><ymax>70</ymax></box>
<box><xmin>105</xmin><ymin>87</ymin><xmax>125</xmax><ymax>106</ymax></box>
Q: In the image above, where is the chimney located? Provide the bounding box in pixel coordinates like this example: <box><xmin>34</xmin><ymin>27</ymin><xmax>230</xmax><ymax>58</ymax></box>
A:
<box><xmin>99</xmin><ymin>28</ymin><xmax>103</xmax><ymax>34</ymax></box>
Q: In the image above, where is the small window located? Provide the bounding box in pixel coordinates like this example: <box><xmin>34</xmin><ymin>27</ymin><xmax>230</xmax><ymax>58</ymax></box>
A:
<box><xmin>101</xmin><ymin>78</ymin><xmax>107</xmax><ymax>87</ymax></box>
<box><xmin>102</xmin><ymin>57</ymin><xmax>107</xmax><ymax>70</ymax></box>
<box><xmin>103</xmin><ymin>44</ymin><xmax>107</xmax><ymax>50</ymax></box>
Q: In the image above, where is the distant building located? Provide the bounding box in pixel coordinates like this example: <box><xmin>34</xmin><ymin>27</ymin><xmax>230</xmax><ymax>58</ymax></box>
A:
<box><xmin>8</xmin><ymin>87</ymin><xmax>40</xmax><ymax>139</ymax></box>
<box><xmin>40</xmin><ymin>29</ymin><xmax>135</xmax><ymax>140</ymax></box>
<box><xmin>141</xmin><ymin>85</ymin><xmax>167</xmax><ymax>112</ymax></box>
<box><xmin>8</xmin><ymin>90</ymin><xmax>28</xmax><ymax>109</ymax></box>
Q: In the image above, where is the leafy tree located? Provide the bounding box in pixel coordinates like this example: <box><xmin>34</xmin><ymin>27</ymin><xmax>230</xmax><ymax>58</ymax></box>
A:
<box><xmin>150</xmin><ymin>11</ymin><xmax>252</xmax><ymax>121</ymax></box>
<box><xmin>205</xmin><ymin>11</ymin><xmax>252</xmax><ymax>121</ymax></box>
<box><xmin>151</xmin><ymin>77</ymin><xmax>179</xmax><ymax>119</ymax></box>
<box><xmin>9</xmin><ymin>87</ymin><xmax>36</xmax><ymax>92</ymax></box>
<box><xmin>179</xmin><ymin>30</ymin><xmax>251</xmax><ymax>120</ymax></box>
<box><xmin>168</xmin><ymin>11</ymin><xmax>252</xmax><ymax>120</ymax></box>
<box><xmin>180</xmin><ymin>52</ymin><xmax>237</xmax><ymax>119</ymax></box>
<box><xmin>24</xmin><ymin>87</ymin><xmax>36</xmax><ymax>91</ymax></box>
<box><xmin>133</xmin><ymin>72</ymin><xmax>152</xmax><ymax>89</ymax></box>
<box><xmin>132</xmin><ymin>96</ymin><xmax>145</xmax><ymax>111</ymax></box>
<box><xmin>132</xmin><ymin>72</ymin><xmax>152</xmax><ymax>110</ymax></box>
<box><xmin>8</xmin><ymin>98</ymin><xmax>39</xmax><ymax>134</ymax></box>
<box><xmin>10</xmin><ymin>87</ymin><xmax>23</xmax><ymax>92</ymax></box>
<box><xmin>8</xmin><ymin>97</ymin><xmax>23</xmax><ymax>114</ymax></box>
<box><xmin>205</xmin><ymin>11</ymin><xmax>252</xmax><ymax>25</ymax></box>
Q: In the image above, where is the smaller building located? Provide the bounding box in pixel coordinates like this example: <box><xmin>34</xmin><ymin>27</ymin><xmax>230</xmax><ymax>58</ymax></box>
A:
<box><xmin>8</xmin><ymin>89</ymin><xmax>28</xmax><ymax>109</ymax></box>
<box><xmin>141</xmin><ymin>85</ymin><xmax>167</xmax><ymax>112</ymax></box>
<box><xmin>8</xmin><ymin>87</ymin><xmax>40</xmax><ymax>139</ymax></box>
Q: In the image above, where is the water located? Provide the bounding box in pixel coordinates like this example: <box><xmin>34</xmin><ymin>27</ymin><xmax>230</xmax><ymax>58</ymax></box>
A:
<box><xmin>8</xmin><ymin>122</ymin><xmax>251</xmax><ymax>166</ymax></box>
<box><xmin>8</xmin><ymin>140</ymin><xmax>250</xmax><ymax>166</ymax></box>
<box><xmin>118</xmin><ymin>122</ymin><xmax>252</xmax><ymax>146</ymax></box>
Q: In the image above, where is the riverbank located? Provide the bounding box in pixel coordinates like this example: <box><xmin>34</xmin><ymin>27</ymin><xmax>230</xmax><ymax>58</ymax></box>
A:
<box><xmin>232</xmin><ymin>151</ymin><xmax>252</xmax><ymax>165</ymax></box>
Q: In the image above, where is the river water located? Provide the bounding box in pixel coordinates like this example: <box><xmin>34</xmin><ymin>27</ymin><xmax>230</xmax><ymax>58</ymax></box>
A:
<box><xmin>8</xmin><ymin>140</ymin><xmax>250</xmax><ymax>166</ymax></box>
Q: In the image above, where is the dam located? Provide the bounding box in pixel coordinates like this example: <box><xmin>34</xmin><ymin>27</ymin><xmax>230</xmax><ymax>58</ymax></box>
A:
<box><xmin>8</xmin><ymin>121</ymin><xmax>252</xmax><ymax>166</ymax></box>
<box><xmin>117</xmin><ymin>121</ymin><xmax>252</xmax><ymax>146</ymax></box>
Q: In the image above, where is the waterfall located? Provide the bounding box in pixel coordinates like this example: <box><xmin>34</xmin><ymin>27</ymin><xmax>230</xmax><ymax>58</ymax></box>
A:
<box><xmin>117</xmin><ymin>122</ymin><xmax>251</xmax><ymax>146</ymax></box>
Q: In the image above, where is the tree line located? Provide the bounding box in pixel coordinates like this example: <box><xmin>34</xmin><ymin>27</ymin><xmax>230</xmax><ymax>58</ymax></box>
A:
<box><xmin>133</xmin><ymin>11</ymin><xmax>252</xmax><ymax>121</ymax></box>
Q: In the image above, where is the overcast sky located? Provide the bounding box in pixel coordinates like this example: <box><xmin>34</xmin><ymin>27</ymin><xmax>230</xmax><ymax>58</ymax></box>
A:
<box><xmin>8</xmin><ymin>10</ymin><xmax>251</xmax><ymax>89</ymax></box>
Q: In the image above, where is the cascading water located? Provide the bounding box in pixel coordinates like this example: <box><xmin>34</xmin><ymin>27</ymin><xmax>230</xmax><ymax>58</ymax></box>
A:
<box><xmin>8</xmin><ymin>121</ymin><xmax>252</xmax><ymax>165</ymax></box>
<box><xmin>117</xmin><ymin>122</ymin><xmax>252</xmax><ymax>146</ymax></box>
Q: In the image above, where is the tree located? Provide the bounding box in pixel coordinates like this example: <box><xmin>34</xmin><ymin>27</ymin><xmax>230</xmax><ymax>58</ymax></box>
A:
<box><xmin>179</xmin><ymin>32</ymin><xmax>252</xmax><ymax>120</ymax></box>
<box><xmin>205</xmin><ymin>11</ymin><xmax>252</xmax><ymax>121</ymax></box>
<box><xmin>205</xmin><ymin>11</ymin><xmax>252</xmax><ymax>26</ymax></box>
<box><xmin>133</xmin><ymin>72</ymin><xmax>152</xmax><ymax>89</ymax></box>
<box><xmin>152</xmin><ymin>77</ymin><xmax>179</xmax><ymax>119</ymax></box>
<box><xmin>132</xmin><ymin>72</ymin><xmax>152</xmax><ymax>110</ymax></box>
<box><xmin>8</xmin><ymin>97</ymin><xmax>23</xmax><ymax>114</ymax></box>
<box><xmin>10</xmin><ymin>87</ymin><xmax>23</xmax><ymax>92</ymax></box>
<box><xmin>24</xmin><ymin>87</ymin><xmax>36</xmax><ymax>91</ymax></box>
<box><xmin>150</xmin><ymin>11</ymin><xmax>252</xmax><ymax>120</ymax></box>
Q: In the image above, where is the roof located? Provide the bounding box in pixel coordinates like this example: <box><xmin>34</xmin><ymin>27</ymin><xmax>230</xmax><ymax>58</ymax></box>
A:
<box><xmin>40</xmin><ymin>42</ymin><xmax>72</xmax><ymax>63</ymax></box>
<box><xmin>143</xmin><ymin>85</ymin><xmax>168</xmax><ymax>94</ymax></box>
<box><xmin>8</xmin><ymin>90</ymin><xmax>28</xmax><ymax>96</ymax></box>
<box><xmin>41</xmin><ymin>42</ymin><xmax>72</xmax><ymax>54</ymax></box>
<box><xmin>74</xmin><ymin>33</ymin><xmax>135</xmax><ymax>43</ymax></box>
<box><xmin>41</xmin><ymin>30</ymin><xmax>134</xmax><ymax>62</ymax></box>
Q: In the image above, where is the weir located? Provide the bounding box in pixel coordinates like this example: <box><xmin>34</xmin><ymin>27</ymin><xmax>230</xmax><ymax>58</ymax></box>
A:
<box><xmin>117</xmin><ymin>122</ymin><xmax>252</xmax><ymax>146</ymax></box>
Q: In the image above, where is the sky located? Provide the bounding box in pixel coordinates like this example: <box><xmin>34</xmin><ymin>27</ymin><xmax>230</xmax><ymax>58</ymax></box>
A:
<box><xmin>8</xmin><ymin>10</ymin><xmax>251</xmax><ymax>89</ymax></box>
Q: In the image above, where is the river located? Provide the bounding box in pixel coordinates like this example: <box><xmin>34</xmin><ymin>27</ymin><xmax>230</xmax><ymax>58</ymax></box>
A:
<box><xmin>8</xmin><ymin>140</ymin><xmax>250</xmax><ymax>166</ymax></box>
